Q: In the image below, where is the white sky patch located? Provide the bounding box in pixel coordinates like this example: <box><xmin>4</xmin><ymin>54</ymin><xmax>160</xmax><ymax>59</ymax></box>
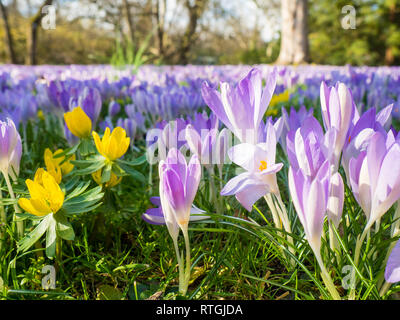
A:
<box><xmin>5</xmin><ymin>0</ymin><xmax>281</xmax><ymax>42</ymax></box>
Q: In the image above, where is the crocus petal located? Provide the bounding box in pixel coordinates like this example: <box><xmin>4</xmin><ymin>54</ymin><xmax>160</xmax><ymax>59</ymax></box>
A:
<box><xmin>376</xmin><ymin>104</ymin><xmax>393</xmax><ymax>128</ymax></box>
<box><xmin>163</xmin><ymin>168</ymin><xmax>186</xmax><ymax>218</ymax></box>
<box><xmin>228</xmin><ymin>143</ymin><xmax>268</xmax><ymax>172</ymax></box>
<box><xmin>142</xmin><ymin>208</ymin><xmax>165</xmax><ymax>225</ymax></box>
<box><xmin>327</xmin><ymin>172</ymin><xmax>344</xmax><ymax>227</ymax></box>
<box><xmin>221</xmin><ymin>172</ymin><xmax>265</xmax><ymax>196</ymax></box>
<box><xmin>257</xmin><ymin>69</ymin><xmax>277</xmax><ymax>126</ymax></box>
<box><xmin>305</xmin><ymin>178</ymin><xmax>326</xmax><ymax>252</ymax></box>
<box><xmin>385</xmin><ymin>239</ymin><xmax>400</xmax><ymax>283</ymax></box>
<box><xmin>185</xmin><ymin>155</ymin><xmax>201</xmax><ymax>209</ymax></box>
<box><xmin>235</xmin><ymin>184</ymin><xmax>269</xmax><ymax>211</ymax></box>
<box><xmin>201</xmin><ymin>82</ymin><xmax>234</xmax><ymax>133</ymax></box>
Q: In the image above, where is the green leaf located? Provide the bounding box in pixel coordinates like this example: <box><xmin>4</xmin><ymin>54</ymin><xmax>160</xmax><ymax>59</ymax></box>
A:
<box><xmin>113</xmin><ymin>264</ymin><xmax>149</xmax><ymax>272</ymax></box>
<box><xmin>73</xmin><ymin>160</ymin><xmax>105</xmax><ymax>176</ymax></box>
<box><xmin>79</xmin><ymin>138</ymin><xmax>96</xmax><ymax>156</ymax></box>
<box><xmin>117</xmin><ymin>155</ymin><xmax>146</xmax><ymax>166</ymax></box>
<box><xmin>97</xmin><ymin>285</ymin><xmax>123</xmax><ymax>300</ymax></box>
<box><xmin>65</xmin><ymin>181</ymin><xmax>91</xmax><ymax>201</ymax></box>
<box><xmin>54</xmin><ymin>211</ymin><xmax>75</xmax><ymax>241</ymax></box>
<box><xmin>18</xmin><ymin>215</ymin><xmax>51</xmax><ymax>253</ymax></box>
<box><xmin>63</xmin><ymin>175</ymin><xmax>81</xmax><ymax>192</ymax></box>
<box><xmin>101</xmin><ymin>164</ymin><xmax>112</xmax><ymax>184</ymax></box>
<box><xmin>117</xmin><ymin>163</ymin><xmax>146</xmax><ymax>183</ymax></box>
<box><xmin>0</xmin><ymin>198</ymin><xmax>18</xmax><ymax>206</ymax></box>
<box><xmin>52</xmin><ymin>143</ymin><xmax>80</xmax><ymax>159</ymax></box>
<box><xmin>46</xmin><ymin>216</ymin><xmax>57</xmax><ymax>258</ymax></box>
<box><xmin>64</xmin><ymin>202</ymin><xmax>103</xmax><ymax>215</ymax></box>
<box><xmin>63</xmin><ymin>186</ymin><xmax>104</xmax><ymax>215</ymax></box>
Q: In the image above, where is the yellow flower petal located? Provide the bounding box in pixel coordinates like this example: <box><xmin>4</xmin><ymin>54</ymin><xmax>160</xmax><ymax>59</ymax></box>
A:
<box><xmin>41</xmin><ymin>171</ymin><xmax>64</xmax><ymax>213</ymax></box>
<box><xmin>64</xmin><ymin>107</ymin><xmax>92</xmax><ymax>138</ymax></box>
<box><xmin>30</xmin><ymin>198</ymin><xmax>52</xmax><ymax>216</ymax></box>
<box><xmin>54</xmin><ymin>149</ymin><xmax>75</xmax><ymax>175</ymax></box>
<box><xmin>34</xmin><ymin>168</ymin><xmax>46</xmax><ymax>185</ymax></box>
<box><xmin>106</xmin><ymin>173</ymin><xmax>122</xmax><ymax>188</ymax></box>
<box><xmin>26</xmin><ymin>179</ymin><xmax>48</xmax><ymax>200</ymax></box>
<box><xmin>92</xmin><ymin>131</ymin><xmax>104</xmax><ymax>157</ymax></box>
<box><xmin>18</xmin><ymin>198</ymin><xmax>49</xmax><ymax>216</ymax></box>
<box><xmin>92</xmin><ymin>127</ymin><xmax>129</xmax><ymax>161</ymax></box>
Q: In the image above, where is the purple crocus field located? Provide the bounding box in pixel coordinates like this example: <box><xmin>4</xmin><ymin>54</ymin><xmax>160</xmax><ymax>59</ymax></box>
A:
<box><xmin>1</xmin><ymin>63</ymin><xmax>400</xmax><ymax>300</ymax></box>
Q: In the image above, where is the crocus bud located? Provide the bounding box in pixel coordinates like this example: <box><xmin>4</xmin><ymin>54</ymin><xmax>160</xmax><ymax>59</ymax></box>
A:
<box><xmin>0</xmin><ymin>118</ymin><xmax>22</xmax><ymax>180</ymax></box>
<box><xmin>108</xmin><ymin>101</ymin><xmax>121</xmax><ymax>117</ymax></box>
<box><xmin>320</xmin><ymin>82</ymin><xmax>354</xmax><ymax>170</ymax></box>
<box><xmin>288</xmin><ymin>160</ymin><xmax>331</xmax><ymax>254</ymax></box>
<box><xmin>327</xmin><ymin>172</ymin><xmax>344</xmax><ymax>228</ymax></box>
<box><xmin>159</xmin><ymin>148</ymin><xmax>201</xmax><ymax>233</ymax></box>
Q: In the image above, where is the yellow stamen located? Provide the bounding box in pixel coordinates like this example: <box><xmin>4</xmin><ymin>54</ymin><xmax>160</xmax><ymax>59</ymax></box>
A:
<box><xmin>259</xmin><ymin>160</ymin><xmax>268</xmax><ymax>171</ymax></box>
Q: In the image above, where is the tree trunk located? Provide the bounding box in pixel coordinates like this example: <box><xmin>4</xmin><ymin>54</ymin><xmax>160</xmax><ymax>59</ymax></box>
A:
<box><xmin>155</xmin><ymin>0</ymin><xmax>166</xmax><ymax>58</ymax></box>
<box><xmin>123</xmin><ymin>0</ymin><xmax>135</xmax><ymax>45</ymax></box>
<box><xmin>384</xmin><ymin>2</ymin><xmax>396</xmax><ymax>65</ymax></box>
<box><xmin>277</xmin><ymin>0</ymin><xmax>309</xmax><ymax>65</ymax></box>
<box><xmin>0</xmin><ymin>0</ymin><xmax>17</xmax><ymax>64</ymax></box>
<box><xmin>26</xmin><ymin>0</ymin><xmax>52</xmax><ymax>65</ymax></box>
<box><xmin>178</xmin><ymin>0</ymin><xmax>208</xmax><ymax>65</ymax></box>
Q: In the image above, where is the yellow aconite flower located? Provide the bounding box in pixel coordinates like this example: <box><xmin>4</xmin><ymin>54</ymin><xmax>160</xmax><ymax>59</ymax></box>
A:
<box><xmin>64</xmin><ymin>107</ymin><xmax>92</xmax><ymax>138</ymax></box>
<box><xmin>92</xmin><ymin>169</ymin><xmax>122</xmax><ymax>188</ymax></box>
<box><xmin>37</xmin><ymin>110</ymin><xmax>45</xmax><ymax>120</ymax></box>
<box><xmin>92</xmin><ymin>127</ymin><xmax>130</xmax><ymax>162</ymax></box>
<box><xmin>18</xmin><ymin>170</ymin><xmax>65</xmax><ymax>217</ymax></box>
<box><xmin>269</xmin><ymin>90</ymin><xmax>290</xmax><ymax>108</ymax></box>
<box><xmin>44</xmin><ymin>148</ymin><xmax>75</xmax><ymax>184</ymax></box>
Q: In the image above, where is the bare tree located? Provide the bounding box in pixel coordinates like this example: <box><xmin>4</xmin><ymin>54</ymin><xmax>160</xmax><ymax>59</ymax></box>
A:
<box><xmin>277</xmin><ymin>0</ymin><xmax>309</xmax><ymax>64</ymax></box>
<box><xmin>123</xmin><ymin>0</ymin><xmax>135</xmax><ymax>45</ymax></box>
<box><xmin>178</xmin><ymin>0</ymin><xmax>208</xmax><ymax>64</ymax></box>
<box><xmin>154</xmin><ymin>0</ymin><xmax>166</xmax><ymax>57</ymax></box>
<box><xmin>26</xmin><ymin>0</ymin><xmax>53</xmax><ymax>65</ymax></box>
<box><xmin>0</xmin><ymin>0</ymin><xmax>17</xmax><ymax>63</ymax></box>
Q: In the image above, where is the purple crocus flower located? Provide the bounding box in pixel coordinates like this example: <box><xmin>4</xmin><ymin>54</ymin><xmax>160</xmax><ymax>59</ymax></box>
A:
<box><xmin>159</xmin><ymin>118</ymin><xmax>189</xmax><ymax>154</ymax></box>
<box><xmin>220</xmin><ymin>121</ymin><xmax>283</xmax><ymax>211</ymax></box>
<box><xmin>0</xmin><ymin>118</ymin><xmax>22</xmax><ymax>180</ymax></box>
<box><xmin>117</xmin><ymin>118</ymin><xmax>137</xmax><ymax>144</ymax></box>
<box><xmin>342</xmin><ymin>105</ymin><xmax>393</xmax><ymax>183</ymax></box>
<box><xmin>125</xmin><ymin>104</ymin><xmax>146</xmax><ymax>131</ymax></box>
<box><xmin>288</xmin><ymin>160</ymin><xmax>331</xmax><ymax>253</ymax></box>
<box><xmin>99</xmin><ymin>117</ymin><xmax>114</xmax><ymax>132</ymax></box>
<box><xmin>320</xmin><ymin>81</ymin><xmax>355</xmax><ymax>170</ymax></box>
<box><xmin>286</xmin><ymin>116</ymin><xmax>336</xmax><ymax>180</ymax></box>
<box><xmin>20</xmin><ymin>94</ymin><xmax>37</xmax><ymax>126</ymax></box>
<box><xmin>278</xmin><ymin>106</ymin><xmax>313</xmax><ymax>153</ymax></box>
<box><xmin>185</xmin><ymin>124</ymin><xmax>219</xmax><ymax>167</ymax></box>
<box><xmin>141</xmin><ymin>196</ymin><xmax>209</xmax><ymax>225</ymax></box>
<box><xmin>327</xmin><ymin>171</ymin><xmax>344</xmax><ymax>228</ymax></box>
<box><xmin>385</xmin><ymin>239</ymin><xmax>400</xmax><ymax>283</ymax></box>
<box><xmin>202</xmin><ymin>68</ymin><xmax>277</xmax><ymax>144</ymax></box>
<box><xmin>159</xmin><ymin>148</ymin><xmax>201</xmax><ymax>236</ymax></box>
<box><xmin>78</xmin><ymin>87</ymin><xmax>102</xmax><ymax>125</ymax></box>
<box><xmin>108</xmin><ymin>100</ymin><xmax>121</xmax><ymax>117</ymax></box>
<box><xmin>189</xmin><ymin>111</ymin><xmax>219</xmax><ymax>133</ymax></box>
<box><xmin>349</xmin><ymin>131</ymin><xmax>400</xmax><ymax>230</ymax></box>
